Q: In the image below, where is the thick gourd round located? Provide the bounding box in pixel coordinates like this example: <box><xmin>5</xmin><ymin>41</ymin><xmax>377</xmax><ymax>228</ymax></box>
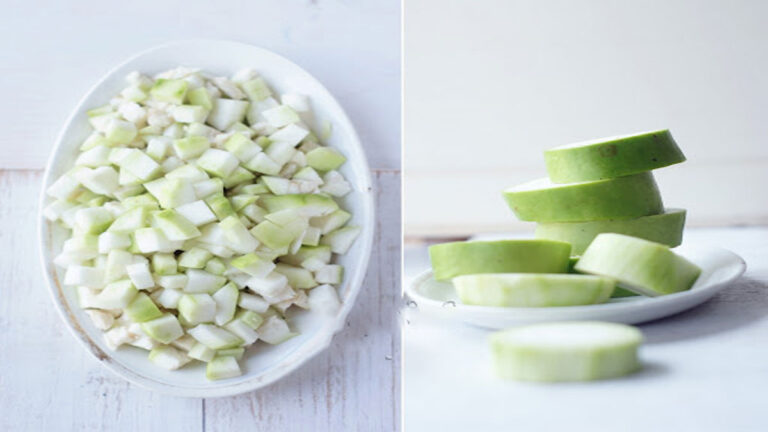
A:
<box><xmin>453</xmin><ymin>273</ymin><xmax>615</xmax><ymax>307</ymax></box>
<box><xmin>535</xmin><ymin>208</ymin><xmax>686</xmax><ymax>255</ymax></box>
<box><xmin>489</xmin><ymin>321</ymin><xmax>643</xmax><ymax>382</ymax></box>
<box><xmin>428</xmin><ymin>240</ymin><xmax>571</xmax><ymax>281</ymax></box>
<box><xmin>544</xmin><ymin>129</ymin><xmax>686</xmax><ymax>183</ymax></box>
<box><xmin>502</xmin><ymin>172</ymin><xmax>664</xmax><ymax>222</ymax></box>
<box><xmin>575</xmin><ymin>233</ymin><xmax>701</xmax><ymax>296</ymax></box>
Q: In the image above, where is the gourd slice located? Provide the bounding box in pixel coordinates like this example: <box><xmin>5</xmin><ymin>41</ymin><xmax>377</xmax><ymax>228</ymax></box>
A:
<box><xmin>428</xmin><ymin>240</ymin><xmax>571</xmax><ymax>281</ymax></box>
<box><xmin>535</xmin><ymin>208</ymin><xmax>686</xmax><ymax>255</ymax></box>
<box><xmin>503</xmin><ymin>172</ymin><xmax>663</xmax><ymax>223</ymax></box>
<box><xmin>490</xmin><ymin>321</ymin><xmax>643</xmax><ymax>382</ymax></box>
<box><xmin>575</xmin><ymin>233</ymin><xmax>701</xmax><ymax>296</ymax></box>
<box><xmin>545</xmin><ymin>129</ymin><xmax>685</xmax><ymax>183</ymax></box>
<box><xmin>453</xmin><ymin>273</ymin><xmax>615</xmax><ymax>307</ymax></box>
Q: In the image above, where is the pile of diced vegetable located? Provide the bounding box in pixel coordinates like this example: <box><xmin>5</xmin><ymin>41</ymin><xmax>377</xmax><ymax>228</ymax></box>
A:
<box><xmin>44</xmin><ymin>67</ymin><xmax>360</xmax><ymax>380</ymax></box>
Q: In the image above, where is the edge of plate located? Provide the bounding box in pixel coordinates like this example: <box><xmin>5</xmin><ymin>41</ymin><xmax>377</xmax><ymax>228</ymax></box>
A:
<box><xmin>37</xmin><ymin>39</ymin><xmax>375</xmax><ymax>397</ymax></box>
<box><xmin>406</xmin><ymin>248</ymin><xmax>747</xmax><ymax>317</ymax></box>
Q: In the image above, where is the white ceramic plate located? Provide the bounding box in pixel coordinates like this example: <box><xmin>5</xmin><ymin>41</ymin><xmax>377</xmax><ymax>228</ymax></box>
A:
<box><xmin>37</xmin><ymin>40</ymin><xmax>374</xmax><ymax>397</ymax></box>
<box><xmin>406</xmin><ymin>244</ymin><xmax>746</xmax><ymax>329</ymax></box>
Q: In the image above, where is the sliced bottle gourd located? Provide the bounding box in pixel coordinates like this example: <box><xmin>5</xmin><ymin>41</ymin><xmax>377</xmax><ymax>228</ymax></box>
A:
<box><xmin>206</xmin><ymin>356</ymin><xmax>242</xmax><ymax>380</ymax></box>
<box><xmin>46</xmin><ymin>67</ymin><xmax>360</xmax><ymax>380</ymax></box>
<box><xmin>148</xmin><ymin>345</ymin><xmax>190</xmax><ymax>370</ymax></box>
<box><xmin>502</xmin><ymin>172</ymin><xmax>664</xmax><ymax>223</ymax></box>
<box><xmin>453</xmin><ymin>273</ymin><xmax>615</xmax><ymax>307</ymax></box>
<box><xmin>489</xmin><ymin>321</ymin><xmax>643</xmax><ymax>382</ymax></box>
<box><xmin>428</xmin><ymin>240</ymin><xmax>571</xmax><ymax>281</ymax></box>
<box><xmin>535</xmin><ymin>208</ymin><xmax>686</xmax><ymax>255</ymax></box>
<box><xmin>567</xmin><ymin>256</ymin><xmax>636</xmax><ymax>298</ymax></box>
<box><xmin>124</xmin><ymin>292</ymin><xmax>163</xmax><ymax>322</ymax></box>
<box><xmin>141</xmin><ymin>313</ymin><xmax>184</xmax><ymax>344</ymax></box>
<box><xmin>575</xmin><ymin>233</ymin><xmax>701</xmax><ymax>296</ymax></box>
<box><xmin>544</xmin><ymin>129</ymin><xmax>686</xmax><ymax>183</ymax></box>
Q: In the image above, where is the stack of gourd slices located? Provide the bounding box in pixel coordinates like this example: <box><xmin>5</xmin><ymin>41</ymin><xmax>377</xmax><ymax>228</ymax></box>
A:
<box><xmin>427</xmin><ymin>130</ymin><xmax>704</xmax><ymax>382</ymax></box>
<box><xmin>505</xmin><ymin>129</ymin><xmax>700</xmax><ymax>299</ymax></box>
<box><xmin>429</xmin><ymin>130</ymin><xmax>701</xmax><ymax>309</ymax></box>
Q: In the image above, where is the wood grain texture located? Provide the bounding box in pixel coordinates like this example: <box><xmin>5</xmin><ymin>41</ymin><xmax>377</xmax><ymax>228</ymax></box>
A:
<box><xmin>0</xmin><ymin>0</ymin><xmax>400</xmax><ymax>171</ymax></box>
<box><xmin>0</xmin><ymin>170</ymin><xmax>202</xmax><ymax>431</ymax></box>
<box><xmin>0</xmin><ymin>169</ymin><xmax>400</xmax><ymax>431</ymax></box>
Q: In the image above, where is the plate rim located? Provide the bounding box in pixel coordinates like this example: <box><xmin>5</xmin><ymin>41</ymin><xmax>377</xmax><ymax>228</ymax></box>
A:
<box><xmin>37</xmin><ymin>39</ymin><xmax>375</xmax><ymax>397</ymax></box>
<box><xmin>406</xmin><ymin>246</ymin><xmax>747</xmax><ymax>319</ymax></box>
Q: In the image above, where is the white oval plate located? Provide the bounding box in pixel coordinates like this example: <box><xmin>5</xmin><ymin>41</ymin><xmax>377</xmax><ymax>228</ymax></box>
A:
<box><xmin>406</xmin><ymin>245</ymin><xmax>746</xmax><ymax>329</ymax></box>
<box><xmin>37</xmin><ymin>40</ymin><xmax>374</xmax><ymax>397</ymax></box>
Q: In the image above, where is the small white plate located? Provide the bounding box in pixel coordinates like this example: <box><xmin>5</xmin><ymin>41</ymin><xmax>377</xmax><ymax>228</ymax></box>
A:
<box><xmin>37</xmin><ymin>40</ymin><xmax>374</xmax><ymax>397</ymax></box>
<box><xmin>406</xmin><ymin>245</ymin><xmax>746</xmax><ymax>328</ymax></box>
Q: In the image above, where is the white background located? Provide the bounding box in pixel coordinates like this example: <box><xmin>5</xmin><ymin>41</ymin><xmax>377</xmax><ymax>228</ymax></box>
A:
<box><xmin>405</xmin><ymin>0</ymin><xmax>768</xmax><ymax>237</ymax></box>
<box><xmin>0</xmin><ymin>1</ymin><xmax>401</xmax><ymax>431</ymax></box>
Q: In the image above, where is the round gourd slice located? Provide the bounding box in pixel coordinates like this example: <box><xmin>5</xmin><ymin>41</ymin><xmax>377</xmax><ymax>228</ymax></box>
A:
<box><xmin>428</xmin><ymin>240</ymin><xmax>571</xmax><ymax>281</ymax></box>
<box><xmin>575</xmin><ymin>233</ymin><xmax>701</xmax><ymax>296</ymax></box>
<box><xmin>489</xmin><ymin>321</ymin><xmax>643</xmax><ymax>382</ymax></box>
<box><xmin>502</xmin><ymin>172</ymin><xmax>663</xmax><ymax>222</ymax></box>
<box><xmin>544</xmin><ymin>129</ymin><xmax>686</xmax><ymax>183</ymax></box>
<box><xmin>453</xmin><ymin>273</ymin><xmax>615</xmax><ymax>307</ymax></box>
<box><xmin>535</xmin><ymin>208</ymin><xmax>686</xmax><ymax>255</ymax></box>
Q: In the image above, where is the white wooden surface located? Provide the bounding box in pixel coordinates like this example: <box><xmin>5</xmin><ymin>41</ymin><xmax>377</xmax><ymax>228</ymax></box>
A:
<box><xmin>403</xmin><ymin>227</ymin><xmax>768</xmax><ymax>431</ymax></box>
<box><xmin>1</xmin><ymin>170</ymin><xmax>400</xmax><ymax>431</ymax></box>
<box><xmin>405</xmin><ymin>0</ymin><xmax>768</xmax><ymax>236</ymax></box>
<box><xmin>1</xmin><ymin>0</ymin><xmax>400</xmax><ymax>171</ymax></box>
<box><xmin>0</xmin><ymin>0</ymin><xmax>401</xmax><ymax>430</ymax></box>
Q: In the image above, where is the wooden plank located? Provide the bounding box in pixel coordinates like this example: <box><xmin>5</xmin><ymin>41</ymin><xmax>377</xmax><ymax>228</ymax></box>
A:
<box><xmin>0</xmin><ymin>0</ymin><xmax>400</xmax><ymax>171</ymax></box>
<box><xmin>0</xmin><ymin>169</ymin><xmax>400</xmax><ymax>431</ymax></box>
<box><xmin>0</xmin><ymin>170</ymin><xmax>203</xmax><ymax>431</ymax></box>
<box><xmin>204</xmin><ymin>170</ymin><xmax>401</xmax><ymax>432</ymax></box>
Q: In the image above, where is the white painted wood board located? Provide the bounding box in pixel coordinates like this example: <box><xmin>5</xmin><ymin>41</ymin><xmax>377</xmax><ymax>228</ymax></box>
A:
<box><xmin>0</xmin><ymin>0</ymin><xmax>400</xmax><ymax>170</ymax></box>
<box><xmin>0</xmin><ymin>169</ymin><xmax>400</xmax><ymax>431</ymax></box>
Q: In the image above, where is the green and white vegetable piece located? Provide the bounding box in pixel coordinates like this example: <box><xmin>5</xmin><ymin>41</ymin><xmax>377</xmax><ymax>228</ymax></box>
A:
<box><xmin>535</xmin><ymin>208</ymin><xmax>686</xmax><ymax>255</ymax></box>
<box><xmin>453</xmin><ymin>274</ymin><xmax>615</xmax><ymax>307</ymax></box>
<box><xmin>544</xmin><ymin>129</ymin><xmax>686</xmax><ymax>183</ymax></box>
<box><xmin>576</xmin><ymin>233</ymin><xmax>701</xmax><ymax>296</ymax></box>
<box><xmin>489</xmin><ymin>321</ymin><xmax>643</xmax><ymax>382</ymax></box>
<box><xmin>45</xmin><ymin>67</ymin><xmax>360</xmax><ymax>380</ymax></box>
<box><xmin>428</xmin><ymin>240</ymin><xmax>571</xmax><ymax>281</ymax></box>
<box><xmin>502</xmin><ymin>172</ymin><xmax>664</xmax><ymax>222</ymax></box>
